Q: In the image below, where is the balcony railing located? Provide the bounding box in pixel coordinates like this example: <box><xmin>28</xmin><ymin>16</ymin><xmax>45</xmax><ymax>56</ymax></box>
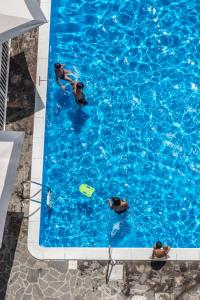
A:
<box><xmin>0</xmin><ymin>41</ymin><xmax>10</xmax><ymax>130</ymax></box>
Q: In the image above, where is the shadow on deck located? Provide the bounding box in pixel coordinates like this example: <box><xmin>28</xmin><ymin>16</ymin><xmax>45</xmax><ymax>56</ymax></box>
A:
<box><xmin>0</xmin><ymin>212</ymin><xmax>23</xmax><ymax>299</ymax></box>
<box><xmin>7</xmin><ymin>52</ymin><xmax>44</xmax><ymax>124</ymax></box>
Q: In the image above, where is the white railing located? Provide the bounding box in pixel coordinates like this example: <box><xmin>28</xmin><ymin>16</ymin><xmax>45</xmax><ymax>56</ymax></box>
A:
<box><xmin>0</xmin><ymin>41</ymin><xmax>10</xmax><ymax>130</ymax></box>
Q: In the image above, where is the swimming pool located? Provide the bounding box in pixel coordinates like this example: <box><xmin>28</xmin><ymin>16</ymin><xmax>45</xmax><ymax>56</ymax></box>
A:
<box><xmin>39</xmin><ymin>0</ymin><xmax>200</xmax><ymax>249</ymax></box>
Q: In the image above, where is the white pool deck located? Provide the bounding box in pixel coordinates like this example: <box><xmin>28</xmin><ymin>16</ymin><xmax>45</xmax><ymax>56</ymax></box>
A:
<box><xmin>28</xmin><ymin>0</ymin><xmax>200</xmax><ymax>261</ymax></box>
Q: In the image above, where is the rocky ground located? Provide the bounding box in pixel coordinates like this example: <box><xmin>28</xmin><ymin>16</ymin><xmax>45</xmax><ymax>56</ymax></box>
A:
<box><xmin>1</xmin><ymin>29</ymin><xmax>200</xmax><ymax>300</ymax></box>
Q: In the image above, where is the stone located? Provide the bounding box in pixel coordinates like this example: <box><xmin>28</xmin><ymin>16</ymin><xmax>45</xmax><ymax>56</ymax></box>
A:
<box><xmin>144</xmin><ymin>265</ymin><xmax>151</xmax><ymax>273</ymax></box>
<box><xmin>8</xmin><ymin>272</ymin><xmax>20</xmax><ymax>285</ymax></box>
<box><xmin>49</xmin><ymin>269</ymin><xmax>62</xmax><ymax>279</ymax></box>
<box><xmin>9</xmin><ymin>282</ymin><xmax>23</xmax><ymax>296</ymax></box>
<box><xmin>70</xmin><ymin>276</ymin><xmax>76</xmax><ymax>288</ymax></box>
<box><xmin>130</xmin><ymin>284</ymin><xmax>148</xmax><ymax>294</ymax></box>
<box><xmin>32</xmin><ymin>284</ymin><xmax>43</xmax><ymax>300</ymax></box>
<box><xmin>48</xmin><ymin>281</ymin><xmax>64</xmax><ymax>290</ymax></box>
<box><xmin>175</xmin><ymin>275</ymin><xmax>184</xmax><ymax>285</ymax></box>
<box><xmin>38</xmin><ymin>278</ymin><xmax>48</xmax><ymax>290</ymax></box>
<box><xmin>44</xmin><ymin>287</ymin><xmax>55</xmax><ymax>297</ymax></box>
<box><xmin>180</xmin><ymin>263</ymin><xmax>188</xmax><ymax>273</ymax></box>
<box><xmin>173</xmin><ymin>264</ymin><xmax>180</xmax><ymax>273</ymax></box>
<box><xmin>60</xmin><ymin>294</ymin><xmax>71</xmax><ymax>300</ymax></box>
<box><xmin>131</xmin><ymin>296</ymin><xmax>147</xmax><ymax>300</ymax></box>
<box><xmin>34</xmin><ymin>261</ymin><xmax>48</xmax><ymax>270</ymax></box>
<box><xmin>38</xmin><ymin>269</ymin><xmax>49</xmax><ymax>278</ymax></box>
<box><xmin>60</xmin><ymin>283</ymin><xmax>70</xmax><ymax>293</ymax></box>
<box><xmin>145</xmin><ymin>290</ymin><xmax>155</xmax><ymax>300</ymax></box>
<box><xmin>84</xmin><ymin>277</ymin><xmax>92</xmax><ymax>287</ymax></box>
<box><xmin>19</xmin><ymin>272</ymin><xmax>26</xmax><ymax>280</ymax></box>
<box><xmin>27</xmin><ymin>269</ymin><xmax>39</xmax><ymax>283</ymax></box>
<box><xmin>139</xmin><ymin>273</ymin><xmax>148</xmax><ymax>284</ymax></box>
<box><xmin>26</xmin><ymin>256</ymin><xmax>36</xmax><ymax>267</ymax></box>
<box><xmin>48</xmin><ymin>261</ymin><xmax>68</xmax><ymax>273</ymax></box>
<box><xmin>75</xmin><ymin>278</ymin><xmax>82</xmax><ymax>288</ymax></box>
<box><xmin>43</xmin><ymin>273</ymin><xmax>58</xmax><ymax>282</ymax></box>
<box><xmin>53</xmin><ymin>289</ymin><xmax>66</xmax><ymax>298</ymax></box>
<box><xmin>187</xmin><ymin>296</ymin><xmax>198</xmax><ymax>300</ymax></box>
<box><xmin>79</xmin><ymin>288</ymin><xmax>87</xmax><ymax>297</ymax></box>
<box><xmin>44</xmin><ymin>298</ymin><xmax>61</xmax><ymax>300</ymax></box>
<box><xmin>22</xmin><ymin>295</ymin><xmax>32</xmax><ymax>300</ymax></box>
<box><xmin>155</xmin><ymin>293</ymin><xmax>174</xmax><ymax>300</ymax></box>
<box><xmin>58</xmin><ymin>273</ymin><xmax>66</xmax><ymax>281</ymax></box>
<box><xmin>86</xmin><ymin>291</ymin><xmax>97</xmax><ymax>300</ymax></box>
<box><xmin>24</xmin><ymin>284</ymin><xmax>32</xmax><ymax>294</ymax></box>
<box><xmin>136</xmin><ymin>265</ymin><xmax>145</xmax><ymax>273</ymax></box>
<box><xmin>161</xmin><ymin>275</ymin><xmax>170</xmax><ymax>284</ymax></box>
<box><xmin>74</xmin><ymin>296</ymin><xmax>84</xmax><ymax>300</ymax></box>
<box><xmin>116</xmin><ymin>294</ymin><xmax>126</xmax><ymax>300</ymax></box>
<box><xmin>15</xmin><ymin>287</ymin><xmax>25</xmax><ymax>300</ymax></box>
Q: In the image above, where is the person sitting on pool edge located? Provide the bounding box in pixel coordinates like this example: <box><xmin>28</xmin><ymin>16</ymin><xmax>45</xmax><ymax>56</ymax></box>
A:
<box><xmin>73</xmin><ymin>81</ymin><xmax>88</xmax><ymax>106</ymax></box>
<box><xmin>54</xmin><ymin>63</ymin><xmax>74</xmax><ymax>90</ymax></box>
<box><xmin>108</xmin><ymin>197</ymin><xmax>128</xmax><ymax>214</ymax></box>
<box><xmin>151</xmin><ymin>241</ymin><xmax>170</xmax><ymax>259</ymax></box>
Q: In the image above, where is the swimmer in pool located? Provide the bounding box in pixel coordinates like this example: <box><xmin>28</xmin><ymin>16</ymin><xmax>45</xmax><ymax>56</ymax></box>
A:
<box><xmin>108</xmin><ymin>197</ymin><xmax>128</xmax><ymax>214</ymax></box>
<box><xmin>151</xmin><ymin>241</ymin><xmax>170</xmax><ymax>259</ymax></box>
<box><xmin>73</xmin><ymin>81</ymin><xmax>88</xmax><ymax>106</ymax></box>
<box><xmin>54</xmin><ymin>63</ymin><xmax>74</xmax><ymax>90</ymax></box>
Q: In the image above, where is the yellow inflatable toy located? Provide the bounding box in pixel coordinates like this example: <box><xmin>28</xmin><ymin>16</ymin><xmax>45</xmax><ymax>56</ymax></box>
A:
<box><xmin>79</xmin><ymin>184</ymin><xmax>95</xmax><ymax>197</ymax></box>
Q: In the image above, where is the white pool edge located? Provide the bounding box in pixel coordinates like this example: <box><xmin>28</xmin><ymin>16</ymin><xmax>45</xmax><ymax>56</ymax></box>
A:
<box><xmin>28</xmin><ymin>0</ymin><xmax>200</xmax><ymax>261</ymax></box>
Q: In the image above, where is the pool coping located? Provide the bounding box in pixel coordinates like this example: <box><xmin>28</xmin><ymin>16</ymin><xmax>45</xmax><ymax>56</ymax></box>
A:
<box><xmin>28</xmin><ymin>0</ymin><xmax>200</xmax><ymax>261</ymax></box>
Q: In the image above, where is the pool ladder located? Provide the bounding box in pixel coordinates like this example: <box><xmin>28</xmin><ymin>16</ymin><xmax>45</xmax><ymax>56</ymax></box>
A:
<box><xmin>20</xmin><ymin>180</ymin><xmax>53</xmax><ymax>218</ymax></box>
<box><xmin>106</xmin><ymin>245</ymin><xmax>116</xmax><ymax>283</ymax></box>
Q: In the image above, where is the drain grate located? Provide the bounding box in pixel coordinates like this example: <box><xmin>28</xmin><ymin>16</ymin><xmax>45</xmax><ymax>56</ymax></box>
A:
<box><xmin>68</xmin><ymin>260</ymin><xmax>77</xmax><ymax>270</ymax></box>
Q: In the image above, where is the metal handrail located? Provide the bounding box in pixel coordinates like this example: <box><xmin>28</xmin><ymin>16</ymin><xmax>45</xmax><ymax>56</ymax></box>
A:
<box><xmin>105</xmin><ymin>209</ymin><xmax>117</xmax><ymax>283</ymax></box>
<box><xmin>106</xmin><ymin>244</ymin><xmax>116</xmax><ymax>284</ymax></box>
<box><xmin>24</xmin><ymin>206</ymin><xmax>41</xmax><ymax>219</ymax></box>
<box><xmin>21</xmin><ymin>180</ymin><xmax>51</xmax><ymax>190</ymax></box>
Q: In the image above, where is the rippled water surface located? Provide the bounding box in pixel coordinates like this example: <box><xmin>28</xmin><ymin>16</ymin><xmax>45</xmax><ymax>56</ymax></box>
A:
<box><xmin>40</xmin><ymin>0</ymin><xmax>200</xmax><ymax>247</ymax></box>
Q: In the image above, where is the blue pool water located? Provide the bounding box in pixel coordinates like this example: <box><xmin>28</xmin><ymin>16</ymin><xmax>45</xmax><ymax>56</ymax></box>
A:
<box><xmin>40</xmin><ymin>0</ymin><xmax>200</xmax><ymax>248</ymax></box>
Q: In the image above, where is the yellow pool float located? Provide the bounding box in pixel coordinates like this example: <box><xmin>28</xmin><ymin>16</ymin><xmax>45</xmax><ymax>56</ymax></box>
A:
<box><xmin>79</xmin><ymin>184</ymin><xmax>95</xmax><ymax>197</ymax></box>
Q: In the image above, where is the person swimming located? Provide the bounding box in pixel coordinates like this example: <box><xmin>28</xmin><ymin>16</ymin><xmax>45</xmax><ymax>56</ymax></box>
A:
<box><xmin>54</xmin><ymin>63</ymin><xmax>74</xmax><ymax>90</ymax></box>
<box><xmin>108</xmin><ymin>197</ymin><xmax>128</xmax><ymax>214</ymax></box>
<box><xmin>73</xmin><ymin>81</ymin><xmax>88</xmax><ymax>106</ymax></box>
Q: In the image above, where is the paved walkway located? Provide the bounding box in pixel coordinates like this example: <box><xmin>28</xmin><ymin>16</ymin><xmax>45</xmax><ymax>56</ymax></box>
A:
<box><xmin>1</xmin><ymin>30</ymin><xmax>200</xmax><ymax>300</ymax></box>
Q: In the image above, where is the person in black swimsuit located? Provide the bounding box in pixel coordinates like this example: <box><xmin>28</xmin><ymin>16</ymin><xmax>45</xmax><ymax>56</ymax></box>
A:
<box><xmin>108</xmin><ymin>197</ymin><xmax>128</xmax><ymax>214</ymax></box>
<box><xmin>73</xmin><ymin>82</ymin><xmax>88</xmax><ymax>106</ymax></box>
<box><xmin>54</xmin><ymin>63</ymin><xmax>74</xmax><ymax>90</ymax></box>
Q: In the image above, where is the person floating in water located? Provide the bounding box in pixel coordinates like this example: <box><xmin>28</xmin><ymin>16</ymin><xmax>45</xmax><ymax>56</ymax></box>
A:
<box><xmin>54</xmin><ymin>63</ymin><xmax>74</xmax><ymax>90</ymax></box>
<box><xmin>73</xmin><ymin>81</ymin><xmax>88</xmax><ymax>106</ymax></box>
<box><xmin>108</xmin><ymin>197</ymin><xmax>128</xmax><ymax>214</ymax></box>
<box><xmin>151</xmin><ymin>241</ymin><xmax>170</xmax><ymax>259</ymax></box>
